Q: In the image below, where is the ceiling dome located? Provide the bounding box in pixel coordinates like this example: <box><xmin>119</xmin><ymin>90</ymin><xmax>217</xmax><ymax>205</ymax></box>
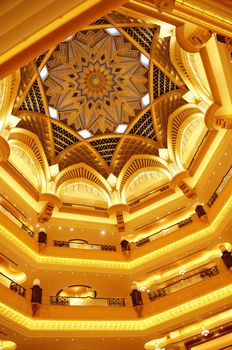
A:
<box><xmin>44</xmin><ymin>29</ymin><xmax>148</xmax><ymax>135</ymax></box>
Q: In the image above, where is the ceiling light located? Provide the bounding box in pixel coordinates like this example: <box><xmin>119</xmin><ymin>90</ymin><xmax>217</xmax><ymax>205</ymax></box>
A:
<box><xmin>105</xmin><ymin>27</ymin><xmax>120</xmax><ymax>35</ymax></box>
<box><xmin>78</xmin><ymin>129</ymin><xmax>93</xmax><ymax>139</ymax></box>
<box><xmin>140</xmin><ymin>53</ymin><xmax>149</xmax><ymax>68</ymax></box>
<box><xmin>179</xmin><ymin>268</ymin><xmax>186</xmax><ymax>275</ymax></box>
<box><xmin>115</xmin><ymin>124</ymin><xmax>128</xmax><ymax>134</ymax></box>
<box><xmin>39</xmin><ymin>65</ymin><xmax>48</xmax><ymax>80</ymax></box>
<box><xmin>201</xmin><ymin>325</ymin><xmax>209</xmax><ymax>336</ymax></box>
<box><xmin>49</xmin><ymin>106</ymin><xmax>59</xmax><ymax>120</ymax></box>
<box><xmin>65</xmin><ymin>34</ymin><xmax>74</xmax><ymax>41</ymax></box>
<box><xmin>141</xmin><ymin>93</ymin><xmax>150</xmax><ymax>107</ymax></box>
<box><xmin>139</xmin><ymin>286</ymin><xmax>146</xmax><ymax>292</ymax></box>
<box><xmin>101</xmin><ymin>230</ymin><xmax>106</xmax><ymax>235</ymax></box>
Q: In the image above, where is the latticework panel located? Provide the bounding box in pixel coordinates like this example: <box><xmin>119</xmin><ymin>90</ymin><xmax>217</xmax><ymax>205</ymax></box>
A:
<box><xmin>153</xmin><ymin>66</ymin><xmax>179</xmax><ymax>99</ymax></box>
<box><xmin>9</xmin><ymin>130</ymin><xmax>47</xmax><ymax>175</ymax></box>
<box><xmin>121</xmin><ymin>157</ymin><xmax>168</xmax><ymax>188</ymax></box>
<box><xmin>122</xmin><ymin>27</ymin><xmax>157</xmax><ymax>53</ymax></box>
<box><xmin>109</xmin><ymin>11</ymin><xmax>145</xmax><ymax>24</ymax></box>
<box><xmin>19</xmin><ymin>80</ymin><xmax>45</xmax><ymax>114</ymax></box>
<box><xmin>56</xmin><ymin>167</ymin><xmax>108</xmax><ymax>193</ymax></box>
<box><xmin>154</xmin><ymin>93</ymin><xmax>186</xmax><ymax>146</ymax></box>
<box><xmin>34</xmin><ymin>51</ymin><xmax>48</xmax><ymax>68</ymax></box>
<box><xmin>17</xmin><ymin>114</ymin><xmax>52</xmax><ymax>162</ymax></box>
<box><xmin>58</xmin><ymin>143</ymin><xmax>108</xmax><ymax>177</ymax></box>
<box><xmin>153</xmin><ymin>37</ymin><xmax>183</xmax><ymax>86</ymax></box>
<box><xmin>90</xmin><ymin>137</ymin><xmax>120</xmax><ymax>165</ymax></box>
<box><xmin>129</xmin><ymin>110</ymin><xmax>157</xmax><ymax>141</ymax></box>
<box><xmin>52</xmin><ymin>123</ymin><xmax>78</xmax><ymax>156</ymax></box>
<box><xmin>112</xmin><ymin>136</ymin><xmax>158</xmax><ymax>176</ymax></box>
<box><xmin>90</xmin><ymin>17</ymin><xmax>109</xmax><ymax>25</ymax></box>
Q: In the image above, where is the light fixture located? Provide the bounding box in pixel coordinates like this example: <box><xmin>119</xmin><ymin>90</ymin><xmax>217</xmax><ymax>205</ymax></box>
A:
<box><xmin>141</xmin><ymin>93</ymin><xmax>150</xmax><ymax>107</ymax></box>
<box><xmin>201</xmin><ymin>325</ymin><xmax>209</xmax><ymax>336</ymax></box>
<box><xmin>105</xmin><ymin>27</ymin><xmax>120</xmax><ymax>35</ymax></box>
<box><xmin>140</xmin><ymin>53</ymin><xmax>149</xmax><ymax>68</ymax></box>
<box><xmin>115</xmin><ymin>124</ymin><xmax>128</xmax><ymax>134</ymax></box>
<box><xmin>78</xmin><ymin>129</ymin><xmax>93</xmax><ymax>139</ymax></box>
<box><xmin>65</xmin><ymin>34</ymin><xmax>74</xmax><ymax>41</ymax></box>
<box><xmin>49</xmin><ymin>106</ymin><xmax>59</xmax><ymax>120</ymax></box>
<box><xmin>101</xmin><ymin>230</ymin><xmax>106</xmax><ymax>235</ymax></box>
<box><xmin>179</xmin><ymin>268</ymin><xmax>186</xmax><ymax>275</ymax></box>
<box><xmin>39</xmin><ymin>65</ymin><xmax>48</xmax><ymax>80</ymax></box>
<box><xmin>139</xmin><ymin>286</ymin><xmax>146</xmax><ymax>292</ymax></box>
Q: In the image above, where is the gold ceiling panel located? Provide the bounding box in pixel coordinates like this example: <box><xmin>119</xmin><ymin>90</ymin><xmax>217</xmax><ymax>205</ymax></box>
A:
<box><xmin>111</xmin><ymin>135</ymin><xmax>159</xmax><ymax>176</ymax></box>
<box><xmin>128</xmin><ymin>109</ymin><xmax>157</xmax><ymax>141</ymax></box>
<box><xmin>89</xmin><ymin>135</ymin><xmax>121</xmax><ymax>166</ymax></box>
<box><xmin>151</xmin><ymin>35</ymin><xmax>184</xmax><ymax>87</ymax></box>
<box><xmin>57</xmin><ymin>141</ymin><xmax>109</xmax><ymax>177</ymax></box>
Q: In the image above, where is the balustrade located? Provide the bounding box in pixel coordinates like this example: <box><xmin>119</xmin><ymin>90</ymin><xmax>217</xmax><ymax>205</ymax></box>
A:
<box><xmin>148</xmin><ymin>266</ymin><xmax>219</xmax><ymax>301</ymax></box>
<box><xmin>208</xmin><ymin>165</ymin><xmax>232</xmax><ymax>207</ymax></box>
<box><xmin>0</xmin><ymin>272</ymin><xmax>26</xmax><ymax>297</ymax></box>
<box><xmin>53</xmin><ymin>240</ymin><xmax>116</xmax><ymax>251</ymax></box>
<box><xmin>50</xmin><ymin>295</ymin><xmax>125</xmax><ymax>307</ymax></box>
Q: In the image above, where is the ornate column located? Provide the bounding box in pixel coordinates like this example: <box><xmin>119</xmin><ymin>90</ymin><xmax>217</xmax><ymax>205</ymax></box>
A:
<box><xmin>178</xmin><ymin>180</ymin><xmax>197</xmax><ymax>199</ymax></box>
<box><xmin>0</xmin><ymin>135</ymin><xmax>10</xmax><ymax>164</ymax></box>
<box><xmin>176</xmin><ymin>23</ymin><xmax>212</xmax><ymax>53</ymax></box>
<box><xmin>170</xmin><ymin>171</ymin><xmax>196</xmax><ymax>199</ymax></box>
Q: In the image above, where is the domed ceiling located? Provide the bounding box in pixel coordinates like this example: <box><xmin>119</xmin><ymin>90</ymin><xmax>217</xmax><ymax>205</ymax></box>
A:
<box><xmin>45</xmin><ymin>29</ymin><xmax>148</xmax><ymax>134</ymax></box>
<box><xmin>14</xmin><ymin>11</ymin><xmax>188</xmax><ymax>178</ymax></box>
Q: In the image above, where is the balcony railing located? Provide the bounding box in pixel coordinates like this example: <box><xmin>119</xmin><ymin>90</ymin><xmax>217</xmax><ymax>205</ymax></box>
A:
<box><xmin>148</xmin><ymin>265</ymin><xmax>219</xmax><ymax>301</ymax></box>
<box><xmin>0</xmin><ymin>272</ymin><xmax>26</xmax><ymax>297</ymax></box>
<box><xmin>187</xmin><ymin>130</ymin><xmax>209</xmax><ymax>170</ymax></box>
<box><xmin>63</xmin><ymin>202</ymin><xmax>107</xmax><ymax>211</ymax></box>
<box><xmin>53</xmin><ymin>240</ymin><xmax>116</xmax><ymax>251</ymax></box>
<box><xmin>50</xmin><ymin>295</ymin><xmax>125</xmax><ymax>307</ymax></box>
<box><xmin>128</xmin><ymin>184</ymin><xmax>169</xmax><ymax>207</ymax></box>
<box><xmin>208</xmin><ymin>165</ymin><xmax>232</xmax><ymax>207</ymax></box>
<box><xmin>135</xmin><ymin>216</ymin><xmax>193</xmax><ymax>248</ymax></box>
<box><xmin>0</xmin><ymin>204</ymin><xmax>34</xmax><ymax>237</ymax></box>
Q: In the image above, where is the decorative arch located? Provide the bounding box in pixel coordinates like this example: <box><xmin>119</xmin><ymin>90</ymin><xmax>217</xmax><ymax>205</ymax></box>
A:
<box><xmin>117</xmin><ymin>154</ymin><xmax>171</xmax><ymax>192</ymax></box>
<box><xmin>176</xmin><ymin>114</ymin><xmax>206</xmax><ymax>169</ymax></box>
<box><xmin>8</xmin><ymin>128</ymin><xmax>50</xmax><ymax>180</ymax></box>
<box><xmin>167</xmin><ymin>104</ymin><xmax>203</xmax><ymax>165</ymax></box>
<box><xmin>123</xmin><ymin>167</ymin><xmax>170</xmax><ymax>204</ymax></box>
<box><xmin>55</xmin><ymin>163</ymin><xmax>112</xmax><ymax>205</ymax></box>
<box><xmin>8</xmin><ymin>141</ymin><xmax>45</xmax><ymax>192</ymax></box>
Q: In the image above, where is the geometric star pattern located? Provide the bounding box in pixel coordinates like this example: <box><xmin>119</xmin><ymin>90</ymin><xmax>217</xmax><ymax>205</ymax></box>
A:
<box><xmin>45</xmin><ymin>30</ymin><xmax>148</xmax><ymax>135</ymax></box>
